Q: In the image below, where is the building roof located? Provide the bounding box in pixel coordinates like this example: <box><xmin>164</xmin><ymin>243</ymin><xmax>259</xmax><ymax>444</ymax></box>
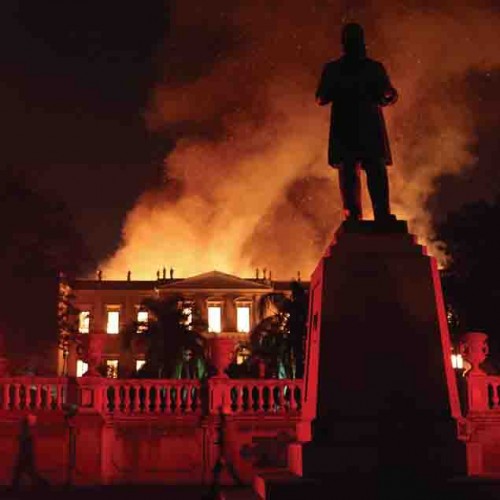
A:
<box><xmin>70</xmin><ymin>270</ymin><xmax>309</xmax><ymax>293</ymax></box>
<box><xmin>158</xmin><ymin>270</ymin><xmax>272</xmax><ymax>291</ymax></box>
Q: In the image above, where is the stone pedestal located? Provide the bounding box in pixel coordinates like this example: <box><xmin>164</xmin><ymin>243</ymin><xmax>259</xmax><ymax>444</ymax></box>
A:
<box><xmin>259</xmin><ymin>220</ymin><xmax>466</xmax><ymax>498</ymax></box>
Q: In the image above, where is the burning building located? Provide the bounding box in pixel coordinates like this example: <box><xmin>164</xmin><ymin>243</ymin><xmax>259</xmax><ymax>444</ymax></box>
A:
<box><xmin>62</xmin><ymin>270</ymin><xmax>304</xmax><ymax>378</ymax></box>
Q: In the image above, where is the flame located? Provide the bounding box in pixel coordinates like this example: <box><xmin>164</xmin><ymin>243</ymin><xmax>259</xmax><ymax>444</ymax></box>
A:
<box><xmin>101</xmin><ymin>1</ymin><xmax>500</xmax><ymax>280</ymax></box>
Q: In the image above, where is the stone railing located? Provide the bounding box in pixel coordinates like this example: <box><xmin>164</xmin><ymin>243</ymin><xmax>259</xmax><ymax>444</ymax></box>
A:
<box><xmin>0</xmin><ymin>377</ymin><xmax>68</xmax><ymax>411</ymax></box>
<box><xmin>217</xmin><ymin>379</ymin><xmax>303</xmax><ymax>415</ymax></box>
<box><xmin>484</xmin><ymin>376</ymin><xmax>500</xmax><ymax>410</ymax></box>
<box><xmin>459</xmin><ymin>331</ymin><xmax>499</xmax><ymax>413</ymax></box>
<box><xmin>464</xmin><ymin>374</ymin><xmax>500</xmax><ymax>412</ymax></box>
<box><xmin>103</xmin><ymin>379</ymin><xmax>202</xmax><ymax>415</ymax></box>
<box><xmin>0</xmin><ymin>376</ymin><xmax>303</xmax><ymax>417</ymax></box>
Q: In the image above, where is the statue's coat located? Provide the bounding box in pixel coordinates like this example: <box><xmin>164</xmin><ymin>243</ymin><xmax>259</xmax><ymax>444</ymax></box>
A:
<box><xmin>316</xmin><ymin>57</ymin><xmax>395</xmax><ymax>168</ymax></box>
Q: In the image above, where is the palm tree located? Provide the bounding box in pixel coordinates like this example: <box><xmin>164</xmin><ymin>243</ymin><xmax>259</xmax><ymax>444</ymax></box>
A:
<box><xmin>248</xmin><ymin>281</ymin><xmax>308</xmax><ymax>379</ymax></box>
<box><xmin>121</xmin><ymin>295</ymin><xmax>207</xmax><ymax>379</ymax></box>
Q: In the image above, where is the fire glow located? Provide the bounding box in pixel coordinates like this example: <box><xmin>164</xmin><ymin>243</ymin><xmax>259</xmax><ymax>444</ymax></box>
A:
<box><xmin>101</xmin><ymin>2</ymin><xmax>500</xmax><ymax>279</ymax></box>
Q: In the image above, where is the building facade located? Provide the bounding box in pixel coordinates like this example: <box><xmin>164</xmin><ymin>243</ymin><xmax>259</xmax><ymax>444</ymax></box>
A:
<box><xmin>64</xmin><ymin>270</ymin><xmax>299</xmax><ymax>378</ymax></box>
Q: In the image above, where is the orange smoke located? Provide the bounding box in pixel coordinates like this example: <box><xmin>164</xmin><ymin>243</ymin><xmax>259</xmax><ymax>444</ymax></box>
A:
<box><xmin>101</xmin><ymin>1</ymin><xmax>500</xmax><ymax>280</ymax></box>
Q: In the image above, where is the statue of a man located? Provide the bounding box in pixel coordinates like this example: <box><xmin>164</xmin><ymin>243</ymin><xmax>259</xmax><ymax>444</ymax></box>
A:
<box><xmin>316</xmin><ymin>23</ymin><xmax>398</xmax><ymax>222</ymax></box>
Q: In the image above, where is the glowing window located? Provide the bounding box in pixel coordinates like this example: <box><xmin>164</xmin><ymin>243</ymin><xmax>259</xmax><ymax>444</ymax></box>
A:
<box><xmin>78</xmin><ymin>311</ymin><xmax>90</xmax><ymax>334</ymax></box>
<box><xmin>236</xmin><ymin>346</ymin><xmax>251</xmax><ymax>365</ymax></box>
<box><xmin>136</xmin><ymin>360</ymin><xmax>146</xmax><ymax>372</ymax></box>
<box><xmin>106</xmin><ymin>359</ymin><xmax>118</xmax><ymax>379</ymax></box>
<box><xmin>237</xmin><ymin>306</ymin><xmax>251</xmax><ymax>333</ymax></box>
<box><xmin>451</xmin><ymin>354</ymin><xmax>464</xmax><ymax>370</ymax></box>
<box><xmin>106</xmin><ymin>310</ymin><xmax>120</xmax><ymax>334</ymax></box>
<box><xmin>76</xmin><ymin>360</ymin><xmax>88</xmax><ymax>377</ymax></box>
<box><xmin>183</xmin><ymin>305</ymin><xmax>193</xmax><ymax>329</ymax></box>
<box><xmin>208</xmin><ymin>306</ymin><xmax>222</xmax><ymax>333</ymax></box>
<box><xmin>136</xmin><ymin>310</ymin><xmax>148</xmax><ymax>333</ymax></box>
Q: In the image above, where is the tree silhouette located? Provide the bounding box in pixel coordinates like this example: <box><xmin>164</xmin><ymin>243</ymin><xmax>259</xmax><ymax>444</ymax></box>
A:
<box><xmin>243</xmin><ymin>281</ymin><xmax>308</xmax><ymax>379</ymax></box>
<box><xmin>0</xmin><ymin>167</ymin><xmax>92</xmax><ymax>373</ymax></box>
<box><xmin>121</xmin><ymin>295</ymin><xmax>207</xmax><ymax>379</ymax></box>
<box><xmin>436</xmin><ymin>197</ymin><xmax>500</xmax><ymax>360</ymax></box>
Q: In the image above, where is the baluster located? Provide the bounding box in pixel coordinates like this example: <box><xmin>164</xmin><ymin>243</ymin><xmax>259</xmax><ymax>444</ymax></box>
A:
<box><xmin>48</xmin><ymin>384</ymin><xmax>53</xmax><ymax>410</ymax></box>
<box><xmin>254</xmin><ymin>385</ymin><xmax>261</xmax><ymax>412</ymax></box>
<box><xmin>192</xmin><ymin>385</ymin><xmax>199</xmax><ymax>412</ymax></box>
<box><xmin>154</xmin><ymin>385</ymin><xmax>160</xmax><ymax>413</ymax></box>
<box><xmin>143</xmin><ymin>384</ymin><xmax>152</xmax><ymax>414</ymax></box>
<box><xmin>123</xmin><ymin>385</ymin><xmax>131</xmax><ymax>413</ymax></box>
<box><xmin>14</xmin><ymin>384</ymin><xmax>21</xmax><ymax>410</ymax></box>
<box><xmin>158</xmin><ymin>385</ymin><xmax>172</xmax><ymax>413</ymax></box>
<box><xmin>290</xmin><ymin>384</ymin><xmax>298</xmax><ymax>411</ymax></box>
<box><xmin>150</xmin><ymin>384</ymin><xmax>156</xmax><ymax>413</ymax></box>
<box><xmin>110</xmin><ymin>385</ymin><xmax>117</xmax><ymax>413</ymax></box>
<box><xmin>129</xmin><ymin>384</ymin><xmax>141</xmax><ymax>413</ymax></box>
<box><xmin>192</xmin><ymin>384</ymin><xmax>198</xmax><ymax>412</ymax></box>
<box><xmin>119</xmin><ymin>384</ymin><xmax>125</xmax><ymax>413</ymax></box>
<box><xmin>57</xmin><ymin>384</ymin><xmax>64</xmax><ymax>410</ymax></box>
<box><xmin>124</xmin><ymin>384</ymin><xmax>133</xmax><ymax>413</ymax></box>
<box><xmin>2</xmin><ymin>384</ymin><xmax>9</xmax><ymax>410</ymax></box>
<box><xmin>174</xmin><ymin>385</ymin><xmax>181</xmax><ymax>413</ymax></box>
<box><xmin>121</xmin><ymin>384</ymin><xmax>127</xmax><ymax>413</ymax></box>
<box><xmin>115</xmin><ymin>385</ymin><xmax>122</xmax><ymax>413</ymax></box>
<box><xmin>262</xmin><ymin>384</ymin><xmax>269</xmax><ymax>413</ymax></box>
<box><xmin>493</xmin><ymin>382</ymin><xmax>500</xmax><ymax>409</ymax></box>
<box><xmin>275</xmin><ymin>384</ymin><xmax>283</xmax><ymax>412</ymax></box>
<box><xmin>35</xmin><ymin>385</ymin><xmax>42</xmax><ymax>410</ymax></box>
<box><xmin>268</xmin><ymin>384</ymin><xmax>274</xmax><ymax>412</ymax></box>
<box><xmin>249</xmin><ymin>385</ymin><xmax>254</xmax><ymax>412</ymax></box>
<box><xmin>136</xmin><ymin>385</ymin><xmax>143</xmax><ymax>413</ymax></box>
<box><xmin>141</xmin><ymin>385</ymin><xmax>148</xmax><ymax>413</ymax></box>
<box><xmin>146</xmin><ymin>385</ymin><xmax>154</xmax><ymax>413</ymax></box>
<box><xmin>229</xmin><ymin>385</ymin><xmax>236</xmax><ymax>413</ymax></box>
<box><xmin>155</xmin><ymin>385</ymin><xmax>161</xmax><ymax>413</ymax></box>
<box><xmin>235</xmin><ymin>384</ymin><xmax>243</xmax><ymax>413</ymax></box>
<box><xmin>185</xmin><ymin>385</ymin><xmax>193</xmax><ymax>413</ymax></box>
<box><xmin>105</xmin><ymin>385</ymin><xmax>111</xmax><ymax>413</ymax></box>
<box><xmin>180</xmin><ymin>384</ymin><xmax>186</xmax><ymax>412</ymax></box>
<box><xmin>133</xmin><ymin>385</ymin><xmax>139</xmax><ymax>413</ymax></box>
<box><xmin>242</xmin><ymin>385</ymin><xmax>249</xmax><ymax>412</ymax></box>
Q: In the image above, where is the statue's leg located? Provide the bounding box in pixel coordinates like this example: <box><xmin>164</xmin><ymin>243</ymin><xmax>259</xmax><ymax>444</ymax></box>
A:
<box><xmin>338</xmin><ymin>160</ymin><xmax>362</xmax><ymax>220</ymax></box>
<box><xmin>364</xmin><ymin>159</ymin><xmax>393</xmax><ymax>220</ymax></box>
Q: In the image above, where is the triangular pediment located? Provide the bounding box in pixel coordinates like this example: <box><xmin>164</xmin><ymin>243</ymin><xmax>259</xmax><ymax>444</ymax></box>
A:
<box><xmin>160</xmin><ymin>270</ymin><xmax>272</xmax><ymax>290</ymax></box>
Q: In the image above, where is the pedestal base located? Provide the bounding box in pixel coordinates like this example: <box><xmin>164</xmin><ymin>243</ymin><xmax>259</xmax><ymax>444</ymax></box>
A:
<box><xmin>257</xmin><ymin>220</ymin><xmax>467</xmax><ymax>498</ymax></box>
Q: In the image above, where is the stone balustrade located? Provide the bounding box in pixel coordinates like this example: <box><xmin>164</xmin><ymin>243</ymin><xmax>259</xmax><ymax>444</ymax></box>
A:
<box><xmin>220</xmin><ymin>379</ymin><xmax>303</xmax><ymax>415</ymax></box>
<box><xmin>0</xmin><ymin>375</ymin><xmax>303</xmax><ymax>485</ymax></box>
<box><xmin>103</xmin><ymin>379</ymin><xmax>202</xmax><ymax>415</ymax></box>
<box><xmin>0</xmin><ymin>376</ymin><xmax>302</xmax><ymax>417</ymax></box>
<box><xmin>485</xmin><ymin>376</ymin><xmax>500</xmax><ymax>410</ymax></box>
<box><xmin>464</xmin><ymin>374</ymin><xmax>500</xmax><ymax>412</ymax></box>
<box><xmin>0</xmin><ymin>377</ymin><xmax>67</xmax><ymax>411</ymax></box>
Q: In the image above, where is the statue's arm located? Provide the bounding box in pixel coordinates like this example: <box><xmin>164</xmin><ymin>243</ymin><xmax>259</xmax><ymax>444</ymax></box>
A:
<box><xmin>315</xmin><ymin>64</ymin><xmax>334</xmax><ymax>106</ymax></box>
<box><xmin>376</xmin><ymin>62</ymin><xmax>398</xmax><ymax>106</ymax></box>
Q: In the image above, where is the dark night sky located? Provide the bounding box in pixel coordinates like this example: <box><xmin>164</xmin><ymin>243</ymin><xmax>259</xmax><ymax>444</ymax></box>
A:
<box><xmin>1</xmin><ymin>1</ymin><xmax>500</xmax><ymax>274</ymax></box>
<box><xmin>0</xmin><ymin>0</ymin><xmax>499</xmax><ymax>367</ymax></box>
<box><xmin>0</xmin><ymin>1</ymin><xmax>171</xmax><ymax>264</ymax></box>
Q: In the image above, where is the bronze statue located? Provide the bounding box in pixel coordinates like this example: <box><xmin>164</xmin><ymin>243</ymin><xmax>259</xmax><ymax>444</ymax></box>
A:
<box><xmin>316</xmin><ymin>23</ymin><xmax>398</xmax><ymax>222</ymax></box>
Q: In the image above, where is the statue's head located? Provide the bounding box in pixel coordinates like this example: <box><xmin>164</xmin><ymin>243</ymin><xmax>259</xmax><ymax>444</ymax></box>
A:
<box><xmin>341</xmin><ymin>22</ymin><xmax>366</xmax><ymax>59</ymax></box>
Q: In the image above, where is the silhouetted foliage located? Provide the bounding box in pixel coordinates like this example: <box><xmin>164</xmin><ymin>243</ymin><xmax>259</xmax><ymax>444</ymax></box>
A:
<box><xmin>436</xmin><ymin>197</ymin><xmax>500</xmax><ymax>356</ymax></box>
<box><xmin>236</xmin><ymin>281</ymin><xmax>308</xmax><ymax>379</ymax></box>
<box><xmin>121</xmin><ymin>295</ymin><xmax>208</xmax><ymax>379</ymax></box>
<box><xmin>0</xmin><ymin>167</ymin><xmax>92</xmax><ymax>373</ymax></box>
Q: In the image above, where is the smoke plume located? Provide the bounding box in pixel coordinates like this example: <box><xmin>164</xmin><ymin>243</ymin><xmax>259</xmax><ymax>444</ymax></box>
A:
<box><xmin>102</xmin><ymin>0</ymin><xmax>500</xmax><ymax>279</ymax></box>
